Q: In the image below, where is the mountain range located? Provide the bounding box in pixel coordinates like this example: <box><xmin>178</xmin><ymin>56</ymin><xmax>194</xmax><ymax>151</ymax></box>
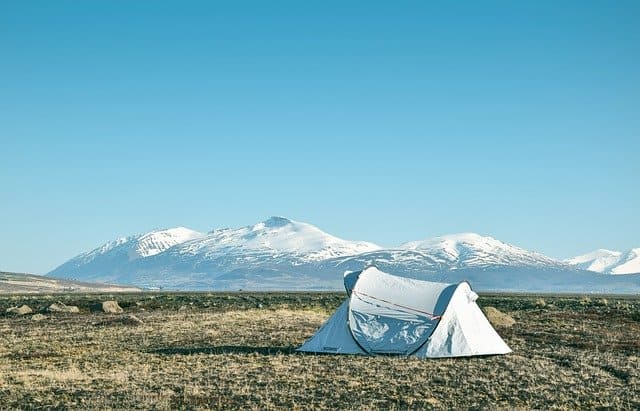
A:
<box><xmin>47</xmin><ymin>217</ymin><xmax>640</xmax><ymax>293</ymax></box>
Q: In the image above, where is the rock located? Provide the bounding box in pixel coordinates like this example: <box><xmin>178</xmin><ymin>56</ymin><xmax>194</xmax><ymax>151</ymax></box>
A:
<box><xmin>91</xmin><ymin>300</ymin><xmax>123</xmax><ymax>314</ymax></box>
<box><xmin>31</xmin><ymin>313</ymin><xmax>47</xmax><ymax>321</ymax></box>
<box><xmin>482</xmin><ymin>306</ymin><xmax>516</xmax><ymax>328</ymax></box>
<box><xmin>535</xmin><ymin>298</ymin><xmax>546</xmax><ymax>308</ymax></box>
<box><xmin>178</xmin><ymin>305</ymin><xmax>188</xmax><ymax>312</ymax></box>
<box><xmin>47</xmin><ymin>302</ymin><xmax>80</xmax><ymax>313</ymax></box>
<box><xmin>6</xmin><ymin>304</ymin><xmax>33</xmax><ymax>315</ymax></box>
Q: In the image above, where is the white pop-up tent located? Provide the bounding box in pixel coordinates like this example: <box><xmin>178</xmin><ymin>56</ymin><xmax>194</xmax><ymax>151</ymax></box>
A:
<box><xmin>298</xmin><ymin>266</ymin><xmax>511</xmax><ymax>358</ymax></box>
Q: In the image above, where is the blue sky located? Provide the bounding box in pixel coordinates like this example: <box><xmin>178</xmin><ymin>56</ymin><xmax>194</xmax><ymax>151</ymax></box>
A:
<box><xmin>1</xmin><ymin>1</ymin><xmax>638</xmax><ymax>274</ymax></box>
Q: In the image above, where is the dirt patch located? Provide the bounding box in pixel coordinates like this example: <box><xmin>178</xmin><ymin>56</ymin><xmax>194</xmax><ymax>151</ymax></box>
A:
<box><xmin>483</xmin><ymin>306</ymin><xmax>516</xmax><ymax>328</ymax></box>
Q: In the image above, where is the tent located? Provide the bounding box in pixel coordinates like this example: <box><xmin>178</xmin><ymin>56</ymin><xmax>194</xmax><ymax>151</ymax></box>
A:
<box><xmin>298</xmin><ymin>266</ymin><xmax>511</xmax><ymax>358</ymax></box>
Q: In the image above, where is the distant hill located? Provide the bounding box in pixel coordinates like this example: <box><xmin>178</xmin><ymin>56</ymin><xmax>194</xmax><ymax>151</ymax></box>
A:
<box><xmin>0</xmin><ymin>271</ymin><xmax>140</xmax><ymax>294</ymax></box>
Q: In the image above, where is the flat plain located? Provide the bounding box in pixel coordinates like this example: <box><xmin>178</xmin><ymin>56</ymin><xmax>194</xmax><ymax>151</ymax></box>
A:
<box><xmin>0</xmin><ymin>292</ymin><xmax>639</xmax><ymax>410</ymax></box>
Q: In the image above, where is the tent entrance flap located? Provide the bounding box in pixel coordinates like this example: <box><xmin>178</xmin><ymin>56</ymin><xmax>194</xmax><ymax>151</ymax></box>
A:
<box><xmin>346</xmin><ymin>267</ymin><xmax>454</xmax><ymax>355</ymax></box>
<box><xmin>349</xmin><ymin>310</ymin><xmax>438</xmax><ymax>355</ymax></box>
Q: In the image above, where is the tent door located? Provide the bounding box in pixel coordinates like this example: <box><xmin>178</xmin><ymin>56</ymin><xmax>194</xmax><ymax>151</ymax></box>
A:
<box><xmin>348</xmin><ymin>311</ymin><xmax>438</xmax><ymax>355</ymax></box>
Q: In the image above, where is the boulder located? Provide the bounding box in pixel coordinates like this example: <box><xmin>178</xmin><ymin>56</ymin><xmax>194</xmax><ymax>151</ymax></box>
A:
<box><xmin>47</xmin><ymin>302</ymin><xmax>80</xmax><ymax>313</ymax></box>
<box><xmin>6</xmin><ymin>304</ymin><xmax>33</xmax><ymax>315</ymax></box>
<box><xmin>91</xmin><ymin>300</ymin><xmax>124</xmax><ymax>314</ymax></box>
<box><xmin>31</xmin><ymin>313</ymin><xmax>47</xmax><ymax>321</ymax></box>
<box><xmin>482</xmin><ymin>306</ymin><xmax>516</xmax><ymax>328</ymax></box>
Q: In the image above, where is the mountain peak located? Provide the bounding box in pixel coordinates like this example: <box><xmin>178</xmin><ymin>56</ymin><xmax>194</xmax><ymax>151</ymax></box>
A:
<box><xmin>262</xmin><ymin>216</ymin><xmax>293</xmax><ymax>228</ymax></box>
<box><xmin>401</xmin><ymin>232</ymin><xmax>501</xmax><ymax>250</ymax></box>
<box><xmin>433</xmin><ymin>232</ymin><xmax>493</xmax><ymax>243</ymax></box>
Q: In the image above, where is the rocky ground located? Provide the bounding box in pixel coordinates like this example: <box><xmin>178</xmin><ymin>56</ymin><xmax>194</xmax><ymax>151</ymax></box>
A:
<box><xmin>0</xmin><ymin>292</ymin><xmax>638</xmax><ymax>409</ymax></box>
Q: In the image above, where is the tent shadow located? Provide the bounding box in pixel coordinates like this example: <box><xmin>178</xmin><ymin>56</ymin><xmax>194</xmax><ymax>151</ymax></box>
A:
<box><xmin>147</xmin><ymin>345</ymin><xmax>297</xmax><ymax>356</ymax></box>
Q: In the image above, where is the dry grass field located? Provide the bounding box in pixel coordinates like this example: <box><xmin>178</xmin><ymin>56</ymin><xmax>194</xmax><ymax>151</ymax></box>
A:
<box><xmin>1</xmin><ymin>292</ymin><xmax>639</xmax><ymax>410</ymax></box>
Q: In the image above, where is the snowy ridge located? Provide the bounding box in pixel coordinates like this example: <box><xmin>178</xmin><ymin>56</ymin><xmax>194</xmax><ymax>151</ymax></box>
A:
<box><xmin>176</xmin><ymin>217</ymin><xmax>381</xmax><ymax>262</ymax></box>
<box><xmin>79</xmin><ymin>236</ymin><xmax>133</xmax><ymax>262</ymax></box>
<box><xmin>69</xmin><ymin>227</ymin><xmax>204</xmax><ymax>265</ymax></box>
<box><xmin>614</xmin><ymin>249</ymin><xmax>640</xmax><ymax>274</ymax></box>
<box><xmin>47</xmin><ymin>227</ymin><xmax>205</xmax><ymax>283</ymax></box>
<box><xmin>565</xmin><ymin>248</ymin><xmax>640</xmax><ymax>275</ymax></box>
<box><xmin>400</xmin><ymin>233</ymin><xmax>558</xmax><ymax>269</ymax></box>
<box><xmin>131</xmin><ymin>227</ymin><xmax>205</xmax><ymax>259</ymax></box>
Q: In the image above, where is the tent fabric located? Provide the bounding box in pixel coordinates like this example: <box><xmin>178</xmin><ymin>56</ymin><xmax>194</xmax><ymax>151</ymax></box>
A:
<box><xmin>414</xmin><ymin>281</ymin><xmax>512</xmax><ymax>358</ymax></box>
<box><xmin>348</xmin><ymin>267</ymin><xmax>456</xmax><ymax>355</ymax></box>
<box><xmin>297</xmin><ymin>266</ymin><xmax>511</xmax><ymax>358</ymax></box>
<box><xmin>296</xmin><ymin>299</ymin><xmax>367</xmax><ymax>355</ymax></box>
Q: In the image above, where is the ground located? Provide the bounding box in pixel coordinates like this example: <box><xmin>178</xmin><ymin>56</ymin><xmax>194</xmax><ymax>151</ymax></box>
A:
<box><xmin>0</xmin><ymin>292</ymin><xmax>639</xmax><ymax>410</ymax></box>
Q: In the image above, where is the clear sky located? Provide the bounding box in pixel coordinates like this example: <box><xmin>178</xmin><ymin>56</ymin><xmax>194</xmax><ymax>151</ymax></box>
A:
<box><xmin>1</xmin><ymin>1</ymin><xmax>639</xmax><ymax>274</ymax></box>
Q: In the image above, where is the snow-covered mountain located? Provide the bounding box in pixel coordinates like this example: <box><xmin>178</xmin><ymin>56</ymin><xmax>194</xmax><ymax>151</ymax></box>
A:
<box><xmin>48</xmin><ymin>217</ymin><xmax>381</xmax><ymax>287</ymax></box>
<box><xmin>48</xmin><ymin>227</ymin><xmax>205</xmax><ymax>283</ymax></box>
<box><xmin>70</xmin><ymin>226</ymin><xmax>205</xmax><ymax>263</ymax></box>
<box><xmin>400</xmin><ymin>233</ymin><xmax>557</xmax><ymax>269</ymax></box>
<box><xmin>314</xmin><ymin>233</ymin><xmax>566</xmax><ymax>285</ymax></box>
<box><xmin>47</xmin><ymin>217</ymin><xmax>640</xmax><ymax>293</ymax></box>
<box><xmin>565</xmin><ymin>248</ymin><xmax>640</xmax><ymax>275</ymax></box>
<box><xmin>176</xmin><ymin>216</ymin><xmax>381</xmax><ymax>262</ymax></box>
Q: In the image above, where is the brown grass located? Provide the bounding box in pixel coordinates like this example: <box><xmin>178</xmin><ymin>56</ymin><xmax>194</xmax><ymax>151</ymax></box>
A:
<box><xmin>0</xmin><ymin>293</ymin><xmax>639</xmax><ymax>409</ymax></box>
